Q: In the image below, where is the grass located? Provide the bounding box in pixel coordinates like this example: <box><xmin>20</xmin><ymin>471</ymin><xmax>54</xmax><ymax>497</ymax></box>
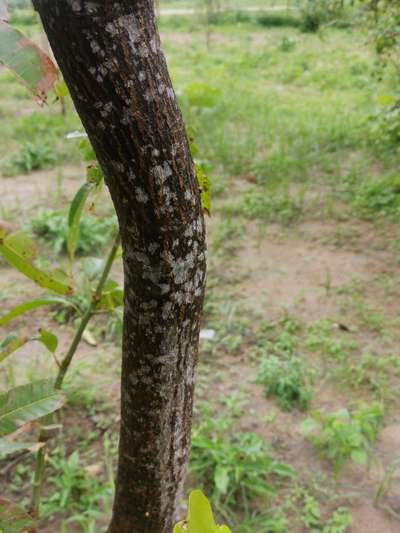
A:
<box><xmin>1</xmin><ymin>4</ymin><xmax>400</xmax><ymax>533</ymax></box>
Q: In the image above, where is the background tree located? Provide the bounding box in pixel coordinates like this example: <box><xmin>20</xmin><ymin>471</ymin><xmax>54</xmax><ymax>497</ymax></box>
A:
<box><xmin>32</xmin><ymin>1</ymin><xmax>207</xmax><ymax>532</ymax></box>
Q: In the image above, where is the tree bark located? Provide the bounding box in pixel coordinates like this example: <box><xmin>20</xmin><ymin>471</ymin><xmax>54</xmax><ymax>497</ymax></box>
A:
<box><xmin>32</xmin><ymin>2</ymin><xmax>206</xmax><ymax>532</ymax></box>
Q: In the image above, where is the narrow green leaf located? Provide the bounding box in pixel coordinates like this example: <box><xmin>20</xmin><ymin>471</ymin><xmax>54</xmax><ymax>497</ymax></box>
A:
<box><xmin>38</xmin><ymin>329</ymin><xmax>58</xmax><ymax>353</ymax></box>
<box><xmin>0</xmin><ymin>335</ymin><xmax>29</xmax><ymax>364</ymax></box>
<box><xmin>0</xmin><ymin>240</ymin><xmax>72</xmax><ymax>295</ymax></box>
<box><xmin>214</xmin><ymin>466</ymin><xmax>230</xmax><ymax>495</ymax></box>
<box><xmin>0</xmin><ymin>380</ymin><xmax>64</xmax><ymax>437</ymax></box>
<box><xmin>0</xmin><ymin>20</ymin><xmax>58</xmax><ymax>102</ymax></box>
<box><xmin>0</xmin><ymin>438</ymin><xmax>44</xmax><ymax>457</ymax></box>
<box><xmin>67</xmin><ymin>182</ymin><xmax>94</xmax><ymax>263</ymax></box>
<box><xmin>0</xmin><ymin>497</ymin><xmax>36</xmax><ymax>533</ymax></box>
<box><xmin>0</xmin><ymin>297</ymin><xmax>75</xmax><ymax>327</ymax></box>
<box><xmin>3</xmin><ymin>232</ymin><xmax>37</xmax><ymax>261</ymax></box>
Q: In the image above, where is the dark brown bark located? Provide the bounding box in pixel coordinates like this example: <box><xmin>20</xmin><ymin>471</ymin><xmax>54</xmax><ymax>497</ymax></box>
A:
<box><xmin>32</xmin><ymin>2</ymin><xmax>206</xmax><ymax>532</ymax></box>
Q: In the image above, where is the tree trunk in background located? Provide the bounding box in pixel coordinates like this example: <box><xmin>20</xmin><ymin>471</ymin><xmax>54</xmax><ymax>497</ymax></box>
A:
<box><xmin>33</xmin><ymin>2</ymin><xmax>207</xmax><ymax>532</ymax></box>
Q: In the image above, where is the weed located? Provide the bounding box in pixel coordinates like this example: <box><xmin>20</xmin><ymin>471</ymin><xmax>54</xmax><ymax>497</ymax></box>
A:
<box><xmin>338</xmin><ymin>352</ymin><xmax>400</xmax><ymax>400</ymax></box>
<box><xmin>279</xmin><ymin>36</ymin><xmax>297</xmax><ymax>53</ymax></box>
<box><xmin>257</xmin><ymin>355</ymin><xmax>314</xmax><ymax>411</ymax></box>
<box><xmin>323</xmin><ymin>507</ymin><xmax>353</xmax><ymax>533</ymax></box>
<box><xmin>295</xmin><ymin>487</ymin><xmax>352</xmax><ymax>532</ymax></box>
<box><xmin>219</xmin><ymin>391</ymin><xmax>248</xmax><ymax>418</ymax></box>
<box><xmin>237</xmin><ymin>509</ymin><xmax>289</xmax><ymax>533</ymax></box>
<box><xmin>2</xmin><ymin>142</ymin><xmax>56</xmax><ymax>175</ymax></box>
<box><xmin>352</xmin><ymin>173</ymin><xmax>400</xmax><ymax>221</ymax></box>
<box><xmin>211</xmin><ymin>217</ymin><xmax>244</xmax><ymax>257</ymax></box>
<box><xmin>240</xmin><ymin>187</ymin><xmax>303</xmax><ymax>225</ymax></box>
<box><xmin>30</xmin><ymin>210</ymin><xmax>118</xmax><ymax>256</ymax></box>
<box><xmin>302</xmin><ymin>402</ymin><xmax>384</xmax><ymax>474</ymax></box>
<box><xmin>305</xmin><ymin>320</ymin><xmax>358</xmax><ymax>362</ymax></box>
<box><xmin>256</xmin><ymin>13</ymin><xmax>301</xmax><ymax>29</ymax></box>
<box><xmin>42</xmin><ymin>446</ymin><xmax>113</xmax><ymax>530</ymax></box>
<box><xmin>191</xmin><ymin>407</ymin><xmax>295</xmax><ymax>510</ymax></box>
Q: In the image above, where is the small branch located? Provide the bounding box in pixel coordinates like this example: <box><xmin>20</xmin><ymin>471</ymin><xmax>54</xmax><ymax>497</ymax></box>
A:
<box><xmin>30</xmin><ymin>232</ymin><xmax>121</xmax><ymax>514</ymax></box>
<box><xmin>54</xmin><ymin>232</ymin><xmax>121</xmax><ymax>389</ymax></box>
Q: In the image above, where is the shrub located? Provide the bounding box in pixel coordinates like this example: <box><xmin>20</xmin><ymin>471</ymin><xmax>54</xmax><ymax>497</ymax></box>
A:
<box><xmin>191</xmin><ymin>409</ymin><xmax>295</xmax><ymax>508</ymax></box>
<box><xmin>257</xmin><ymin>355</ymin><xmax>314</xmax><ymax>411</ymax></box>
<box><xmin>302</xmin><ymin>402</ymin><xmax>384</xmax><ymax>474</ymax></box>
<box><xmin>31</xmin><ymin>211</ymin><xmax>118</xmax><ymax>256</ymax></box>
<box><xmin>2</xmin><ymin>142</ymin><xmax>56</xmax><ymax>175</ymax></box>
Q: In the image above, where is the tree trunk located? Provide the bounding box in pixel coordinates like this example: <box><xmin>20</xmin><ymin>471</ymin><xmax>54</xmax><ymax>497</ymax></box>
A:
<box><xmin>32</xmin><ymin>2</ymin><xmax>207</xmax><ymax>532</ymax></box>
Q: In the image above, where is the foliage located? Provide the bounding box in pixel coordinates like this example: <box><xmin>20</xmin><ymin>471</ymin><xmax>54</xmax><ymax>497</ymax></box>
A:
<box><xmin>361</xmin><ymin>0</ymin><xmax>400</xmax><ymax>149</ymax></box>
<box><xmin>302</xmin><ymin>402</ymin><xmax>384</xmax><ymax>474</ymax></box>
<box><xmin>174</xmin><ymin>490</ymin><xmax>232</xmax><ymax>533</ymax></box>
<box><xmin>2</xmin><ymin>141</ymin><xmax>56</xmax><ymax>175</ymax></box>
<box><xmin>296</xmin><ymin>489</ymin><xmax>352</xmax><ymax>533</ymax></box>
<box><xmin>191</xmin><ymin>408</ymin><xmax>295</xmax><ymax>509</ymax></box>
<box><xmin>241</xmin><ymin>187</ymin><xmax>303</xmax><ymax>225</ymax></box>
<box><xmin>352</xmin><ymin>173</ymin><xmax>400</xmax><ymax>220</ymax></box>
<box><xmin>305</xmin><ymin>320</ymin><xmax>358</xmax><ymax>362</ymax></box>
<box><xmin>257</xmin><ymin>355</ymin><xmax>313</xmax><ymax>411</ymax></box>
<box><xmin>41</xmin><ymin>447</ymin><xmax>113</xmax><ymax>529</ymax></box>
<box><xmin>297</xmin><ymin>0</ymin><xmax>349</xmax><ymax>33</ymax></box>
<box><xmin>31</xmin><ymin>210</ymin><xmax>118</xmax><ymax>256</ymax></box>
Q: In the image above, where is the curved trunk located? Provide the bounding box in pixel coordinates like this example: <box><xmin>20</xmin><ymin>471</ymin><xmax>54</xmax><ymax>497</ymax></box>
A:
<box><xmin>33</xmin><ymin>2</ymin><xmax>206</xmax><ymax>532</ymax></box>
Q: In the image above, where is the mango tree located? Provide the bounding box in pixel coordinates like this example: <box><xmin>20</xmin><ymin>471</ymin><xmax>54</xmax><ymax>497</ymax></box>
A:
<box><xmin>31</xmin><ymin>1</ymin><xmax>207</xmax><ymax>533</ymax></box>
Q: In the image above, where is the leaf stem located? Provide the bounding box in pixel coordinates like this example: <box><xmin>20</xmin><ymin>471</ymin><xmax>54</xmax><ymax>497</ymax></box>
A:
<box><xmin>55</xmin><ymin>232</ymin><xmax>120</xmax><ymax>389</ymax></box>
<box><xmin>30</xmin><ymin>232</ymin><xmax>121</xmax><ymax>514</ymax></box>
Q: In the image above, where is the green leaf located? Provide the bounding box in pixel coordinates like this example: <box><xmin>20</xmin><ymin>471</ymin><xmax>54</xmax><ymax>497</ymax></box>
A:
<box><xmin>214</xmin><ymin>466</ymin><xmax>230</xmax><ymax>495</ymax></box>
<box><xmin>0</xmin><ymin>335</ymin><xmax>29</xmax><ymax>364</ymax></box>
<box><xmin>54</xmin><ymin>79</ymin><xmax>68</xmax><ymax>99</ymax></box>
<box><xmin>3</xmin><ymin>232</ymin><xmax>37</xmax><ymax>261</ymax></box>
<box><xmin>98</xmin><ymin>280</ymin><xmax>124</xmax><ymax>310</ymax></box>
<box><xmin>0</xmin><ymin>297</ymin><xmax>74</xmax><ymax>327</ymax></box>
<box><xmin>86</xmin><ymin>163</ymin><xmax>104</xmax><ymax>185</ymax></box>
<box><xmin>173</xmin><ymin>490</ymin><xmax>232</xmax><ymax>533</ymax></box>
<box><xmin>0</xmin><ymin>20</ymin><xmax>58</xmax><ymax>102</ymax></box>
<box><xmin>0</xmin><ymin>438</ymin><xmax>44</xmax><ymax>457</ymax></box>
<box><xmin>0</xmin><ymin>237</ymin><xmax>72</xmax><ymax>295</ymax></box>
<box><xmin>38</xmin><ymin>329</ymin><xmax>58</xmax><ymax>353</ymax></box>
<box><xmin>0</xmin><ymin>381</ymin><xmax>64</xmax><ymax>437</ymax></box>
<box><xmin>67</xmin><ymin>182</ymin><xmax>94</xmax><ymax>263</ymax></box>
<box><xmin>196</xmin><ymin>164</ymin><xmax>211</xmax><ymax>216</ymax></box>
<box><xmin>78</xmin><ymin>139</ymin><xmax>96</xmax><ymax>162</ymax></box>
<box><xmin>350</xmin><ymin>449</ymin><xmax>368</xmax><ymax>465</ymax></box>
<box><xmin>0</xmin><ymin>497</ymin><xmax>36</xmax><ymax>533</ymax></box>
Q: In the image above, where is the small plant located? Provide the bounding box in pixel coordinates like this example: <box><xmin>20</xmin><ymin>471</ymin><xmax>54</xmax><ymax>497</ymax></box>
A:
<box><xmin>305</xmin><ymin>320</ymin><xmax>358</xmax><ymax>362</ymax></box>
<box><xmin>338</xmin><ymin>351</ymin><xmax>400</xmax><ymax>400</ymax></box>
<box><xmin>279</xmin><ymin>36</ymin><xmax>297</xmax><ymax>53</ymax></box>
<box><xmin>294</xmin><ymin>487</ymin><xmax>352</xmax><ymax>532</ymax></box>
<box><xmin>31</xmin><ymin>210</ymin><xmax>118</xmax><ymax>256</ymax></box>
<box><xmin>257</xmin><ymin>355</ymin><xmax>313</xmax><ymax>411</ymax></box>
<box><xmin>241</xmin><ymin>187</ymin><xmax>303</xmax><ymax>225</ymax></box>
<box><xmin>3</xmin><ymin>142</ymin><xmax>56</xmax><ymax>175</ymax></box>
<box><xmin>41</xmin><ymin>447</ymin><xmax>113</xmax><ymax>529</ymax></box>
<box><xmin>352</xmin><ymin>173</ymin><xmax>400</xmax><ymax>221</ymax></box>
<box><xmin>191</xmin><ymin>408</ymin><xmax>295</xmax><ymax>509</ymax></box>
<box><xmin>237</xmin><ymin>509</ymin><xmax>288</xmax><ymax>533</ymax></box>
<box><xmin>323</xmin><ymin>507</ymin><xmax>353</xmax><ymax>533</ymax></box>
<box><xmin>302</xmin><ymin>402</ymin><xmax>384</xmax><ymax>474</ymax></box>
